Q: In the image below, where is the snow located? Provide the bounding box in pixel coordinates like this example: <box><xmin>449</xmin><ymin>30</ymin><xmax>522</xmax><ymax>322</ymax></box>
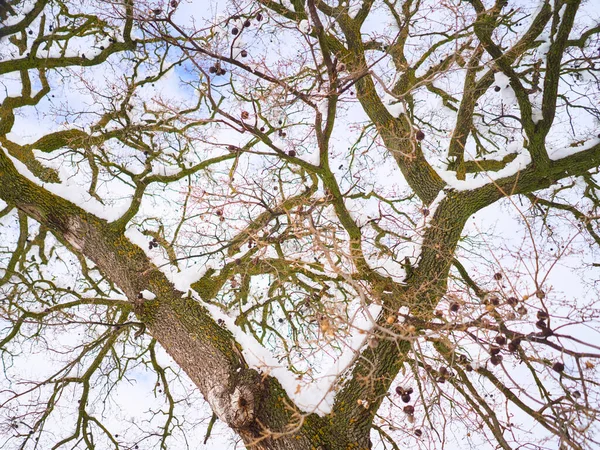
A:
<box><xmin>2</xmin><ymin>145</ymin><xmax>131</xmax><ymax>222</ymax></box>
<box><xmin>435</xmin><ymin>150</ymin><xmax>532</xmax><ymax>191</ymax></box>
<box><xmin>299</xmin><ymin>20</ymin><xmax>310</xmax><ymax>33</ymax></box>
<box><xmin>0</xmin><ymin>0</ymin><xmax>36</xmax><ymax>29</ymax></box>
<box><xmin>549</xmin><ymin>137</ymin><xmax>600</xmax><ymax>161</ymax></box>
<box><xmin>124</xmin><ymin>226</ymin><xmax>216</xmax><ymax>293</ymax></box>
<box><xmin>530</xmin><ymin>92</ymin><xmax>544</xmax><ymax>124</ymax></box>
<box><xmin>300</xmin><ymin>149</ymin><xmax>320</xmax><ymax>166</ymax></box>
<box><xmin>381</xmin><ymin>92</ymin><xmax>405</xmax><ymax>117</ymax></box>
<box><xmin>140</xmin><ymin>289</ymin><xmax>156</xmax><ymax>300</ymax></box>
<box><xmin>196</xmin><ymin>290</ymin><xmax>381</xmax><ymax>416</ymax></box>
<box><xmin>494</xmin><ymin>72</ymin><xmax>517</xmax><ymax>106</ymax></box>
<box><xmin>348</xmin><ymin>2</ymin><xmax>362</xmax><ymax>19</ymax></box>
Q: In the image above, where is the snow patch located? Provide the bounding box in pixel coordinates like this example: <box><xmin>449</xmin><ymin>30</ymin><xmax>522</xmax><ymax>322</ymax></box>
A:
<box><xmin>435</xmin><ymin>150</ymin><xmax>532</xmax><ymax>191</ymax></box>
<box><xmin>549</xmin><ymin>138</ymin><xmax>600</xmax><ymax>161</ymax></box>
<box><xmin>140</xmin><ymin>289</ymin><xmax>156</xmax><ymax>300</ymax></box>
<box><xmin>381</xmin><ymin>92</ymin><xmax>405</xmax><ymax>117</ymax></box>
<box><xmin>299</xmin><ymin>20</ymin><xmax>310</xmax><ymax>33</ymax></box>
<box><xmin>197</xmin><ymin>291</ymin><xmax>381</xmax><ymax>416</ymax></box>
<box><xmin>2</xmin><ymin>146</ymin><xmax>131</xmax><ymax>222</ymax></box>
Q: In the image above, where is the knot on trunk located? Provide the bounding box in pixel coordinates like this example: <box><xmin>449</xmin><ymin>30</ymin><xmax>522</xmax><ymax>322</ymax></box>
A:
<box><xmin>209</xmin><ymin>383</ymin><xmax>257</xmax><ymax>429</ymax></box>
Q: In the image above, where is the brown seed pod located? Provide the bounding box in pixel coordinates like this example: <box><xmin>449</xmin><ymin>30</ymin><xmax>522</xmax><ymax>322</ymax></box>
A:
<box><xmin>507</xmin><ymin>339</ymin><xmax>521</xmax><ymax>352</ymax></box>
<box><xmin>537</xmin><ymin>310</ymin><xmax>549</xmax><ymax>320</ymax></box>
<box><xmin>490</xmin><ymin>346</ymin><xmax>501</xmax><ymax>356</ymax></box>
<box><xmin>256</xmin><ymin>12</ymin><xmax>263</xmax><ymax>21</ymax></box>
<box><xmin>401</xmin><ymin>394</ymin><xmax>411</xmax><ymax>403</ymax></box>
<box><xmin>403</xmin><ymin>405</ymin><xmax>415</xmax><ymax>415</ymax></box>
<box><xmin>241</xmin><ymin>50</ymin><xmax>248</xmax><ymax>58</ymax></box>
<box><xmin>232</xmin><ymin>27</ymin><xmax>239</xmax><ymax>35</ymax></box>
<box><xmin>395</xmin><ymin>386</ymin><xmax>403</xmax><ymax>395</ymax></box>
<box><xmin>494</xmin><ymin>86</ymin><xmax>501</xmax><ymax>92</ymax></box>
<box><xmin>517</xmin><ymin>305</ymin><xmax>528</xmax><ymax>315</ymax></box>
<box><xmin>288</xmin><ymin>150</ymin><xmax>297</xmax><ymax>157</ymax></box>
<box><xmin>490</xmin><ymin>355</ymin><xmax>503</xmax><ymax>365</ymax></box>
<box><xmin>465</xmin><ymin>364</ymin><xmax>473</xmax><ymax>372</ymax></box>
<box><xmin>507</xmin><ymin>296</ymin><xmax>518</xmax><ymax>306</ymax></box>
<box><xmin>495</xmin><ymin>335</ymin><xmax>507</xmax><ymax>346</ymax></box>
<box><xmin>552</xmin><ymin>362</ymin><xmax>565</xmax><ymax>373</ymax></box>
<box><xmin>244</xmin><ymin>19</ymin><xmax>251</xmax><ymax>27</ymax></box>
<box><xmin>535</xmin><ymin>319</ymin><xmax>547</xmax><ymax>329</ymax></box>
<box><xmin>416</xmin><ymin>130</ymin><xmax>425</xmax><ymax>141</ymax></box>
<box><xmin>449</xmin><ymin>302</ymin><xmax>460</xmax><ymax>313</ymax></box>
<box><xmin>415</xmin><ymin>429</ymin><xmax>423</xmax><ymax>437</ymax></box>
<box><xmin>241</xmin><ymin>111</ymin><xmax>249</xmax><ymax>119</ymax></box>
<box><xmin>493</xmin><ymin>272</ymin><xmax>503</xmax><ymax>280</ymax></box>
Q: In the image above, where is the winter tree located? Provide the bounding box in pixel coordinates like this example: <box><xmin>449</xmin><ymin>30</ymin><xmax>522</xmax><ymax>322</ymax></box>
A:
<box><xmin>1</xmin><ymin>0</ymin><xmax>600</xmax><ymax>448</ymax></box>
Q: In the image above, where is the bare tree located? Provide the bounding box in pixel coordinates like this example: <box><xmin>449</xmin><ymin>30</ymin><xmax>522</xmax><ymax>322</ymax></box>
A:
<box><xmin>1</xmin><ymin>0</ymin><xmax>600</xmax><ymax>449</ymax></box>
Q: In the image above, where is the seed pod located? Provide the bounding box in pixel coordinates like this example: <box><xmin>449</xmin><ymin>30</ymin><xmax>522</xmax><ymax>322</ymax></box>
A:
<box><xmin>395</xmin><ymin>386</ymin><xmax>403</xmax><ymax>396</ymax></box>
<box><xmin>494</xmin><ymin>86</ymin><xmax>501</xmax><ymax>92</ymax></box>
<box><xmin>449</xmin><ymin>302</ymin><xmax>460</xmax><ymax>313</ymax></box>
<box><xmin>241</xmin><ymin>50</ymin><xmax>248</xmax><ymax>58</ymax></box>
<box><xmin>465</xmin><ymin>364</ymin><xmax>473</xmax><ymax>372</ymax></box>
<box><xmin>490</xmin><ymin>346</ymin><xmax>501</xmax><ymax>356</ymax></box>
<box><xmin>401</xmin><ymin>394</ymin><xmax>411</xmax><ymax>403</ymax></box>
<box><xmin>493</xmin><ymin>272</ymin><xmax>502</xmax><ymax>280</ymax></box>
<box><xmin>439</xmin><ymin>366</ymin><xmax>448</xmax><ymax>376</ymax></box>
<box><xmin>241</xmin><ymin>111</ymin><xmax>250</xmax><ymax>119</ymax></box>
<box><xmin>537</xmin><ymin>310</ymin><xmax>548</xmax><ymax>320</ymax></box>
<box><xmin>517</xmin><ymin>305</ymin><xmax>528</xmax><ymax>315</ymax></box>
<box><xmin>415</xmin><ymin>429</ymin><xmax>422</xmax><ymax>437</ymax></box>
<box><xmin>495</xmin><ymin>335</ymin><xmax>507</xmax><ymax>346</ymax></box>
<box><xmin>256</xmin><ymin>13</ymin><xmax>263</xmax><ymax>21</ymax></box>
<box><xmin>403</xmin><ymin>405</ymin><xmax>415</xmax><ymax>415</ymax></box>
<box><xmin>406</xmin><ymin>387</ymin><xmax>413</xmax><ymax>395</ymax></box>
<box><xmin>288</xmin><ymin>150</ymin><xmax>297</xmax><ymax>157</ymax></box>
<box><xmin>232</xmin><ymin>27</ymin><xmax>239</xmax><ymax>35</ymax></box>
<box><xmin>244</xmin><ymin>19</ymin><xmax>251</xmax><ymax>27</ymax></box>
<box><xmin>535</xmin><ymin>319</ymin><xmax>547</xmax><ymax>329</ymax></box>
<box><xmin>552</xmin><ymin>362</ymin><xmax>565</xmax><ymax>373</ymax></box>
<box><xmin>490</xmin><ymin>355</ymin><xmax>503</xmax><ymax>365</ymax></box>
<box><xmin>416</xmin><ymin>130</ymin><xmax>425</xmax><ymax>141</ymax></box>
<box><xmin>507</xmin><ymin>339</ymin><xmax>520</xmax><ymax>352</ymax></box>
<box><xmin>572</xmin><ymin>390</ymin><xmax>581</xmax><ymax>398</ymax></box>
<box><xmin>507</xmin><ymin>296</ymin><xmax>518</xmax><ymax>306</ymax></box>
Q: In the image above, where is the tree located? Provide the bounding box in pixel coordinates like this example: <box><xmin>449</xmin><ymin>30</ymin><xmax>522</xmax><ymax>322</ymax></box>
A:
<box><xmin>1</xmin><ymin>0</ymin><xmax>600</xmax><ymax>448</ymax></box>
